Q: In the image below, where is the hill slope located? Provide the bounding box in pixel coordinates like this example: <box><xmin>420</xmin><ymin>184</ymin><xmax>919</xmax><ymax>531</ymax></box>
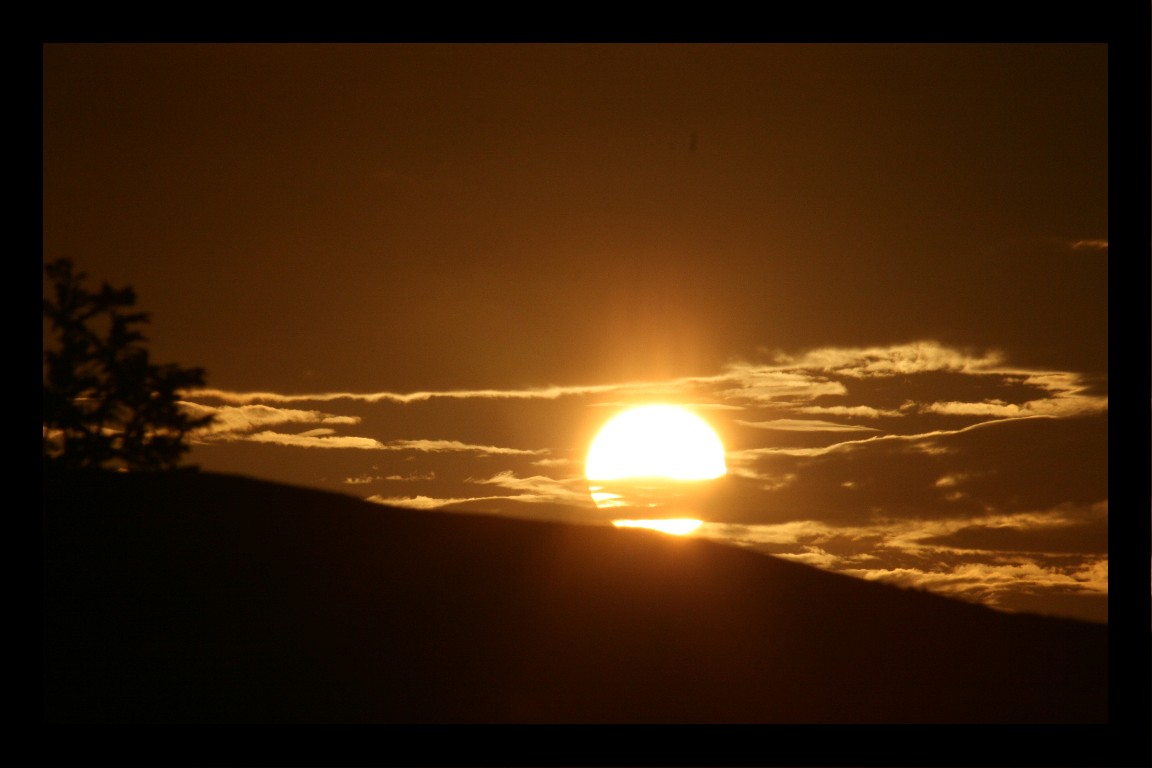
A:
<box><xmin>43</xmin><ymin>470</ymin><xmax>1107</xmax><ymax>723</ymax></box>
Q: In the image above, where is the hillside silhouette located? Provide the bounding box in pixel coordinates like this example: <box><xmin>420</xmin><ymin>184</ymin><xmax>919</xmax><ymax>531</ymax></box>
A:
<box><xmin>43</xmin><ymin>470</ymin><xmax>1107</xmax><ymax>724</ymax></box>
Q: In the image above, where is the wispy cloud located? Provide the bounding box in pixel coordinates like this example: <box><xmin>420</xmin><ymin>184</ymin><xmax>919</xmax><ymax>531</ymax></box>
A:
<box><xmin>180</xmin><ymin>339</ymin><xmax>1106</xmax><ymax>623</ymax></box>
<box><xmin>737</xmin><ymin>419</ymin><xmax>881</xmax><ymax>432</ymax></box>
<box><xmin>920</xmin><ymin>396</ymin><xmax>1105</xmax><ymax>419</ymax></box>
<box><xmin>913</xmin><ymin>501</ymin><xmax>1108</xmax><ymax>555</ymax></box>
<box><xmin>186</xmin><ymin>376</ymin><xmax>715</xmax><ymax>406</ymax></box>
<box><xmin>384</xmin><ymin>440</ymin><xmax>547</xmax><ymax>456</ymax></box>
<box><xmin>716</xmin><ymin>369</ymin><xmax>848</xmax><ymax>404</ymax></box>
<box><xmin>366</xmin><ymin>494</ymin><xmax>499</xmax><ymax>510</ymax></box>
<box><xmin>707</xmin><ymin>342</ymin><xmax>1105</xmax><ymax>424</ymax></box>
<box><xmin>1069</xmin><ymin>239</ymin><xmax>1107</xmax><ymax>251</ymax></box>
<box><xmin>725</xmin><ymin>468</ymin><xmax>797</xmax><ymax>489</ymax></box>
<box><xmin>532</xmin><ymin>457</ymin><xmax>577</xmax><ymax>467</ymax></box>
<box><xmin>770</xmin><ymin>341</ymin><xmax>1005</xmax><ymax>377</ymax></box>
<box><xmin>728</xmin><ymin>416</ymin><xmax>1049</xmax><ymax>461</ymax></box>
<box><xmin>696</xmin><ymin>499</ymin><xmax>1107</xmax><ymax>618</ymax></box>
<box><xmin>920</xmin><ymin>400</ymin><xmax>1025</xmax><ymax>417</ymax></box>
<box><xmin>346</xmin><ymin>471</ymin><xmax>437</xmax><ymax>484</ymax></box>
<box><xmin>244</xmin><ymin>431</ymin><xmax>385</xmax><ymax>449</ymax></box>
<box><xmin>203</xmin><ymin>427</ymin><xmax>547</xmax><ymax>457</ymax></box>
<box><xmin>842</xmin><ymin>559</ymin><xmax>1107</xmax><ymax>613</ymax></box>
<box><xmin>186</xmin><ymin>343</ymin><xmax>1103</xmax><ymax>438</ymax></box>
<box><xmin>468</xmin><ymin>470</ymin><xmax>591</xmax><ymax>504</ymax></box>
<box><xmin>383</xmin><ymin>472</ymin><xmax>437</xmax><ymax>481</ymax></box>
<box><xmin>185</xmin><ymin>403</ymin><xmax>361</xmax><ymax>434</ymax></box>
<box><xmin>792</xmin><ymin>405</ymin><xmax>903</xmax><ymax>419</ymax></box>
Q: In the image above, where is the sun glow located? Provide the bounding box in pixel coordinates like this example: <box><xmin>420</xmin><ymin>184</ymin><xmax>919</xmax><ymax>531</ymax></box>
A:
<box><xmin>612</xmin><ymin>518</ymin><xmax>704</xmax><ymax>536</ymax></box>
<box><xmin>585</xmin><ymin>404</ymin><xmax>727</xmax><ymax>481</ymax></box>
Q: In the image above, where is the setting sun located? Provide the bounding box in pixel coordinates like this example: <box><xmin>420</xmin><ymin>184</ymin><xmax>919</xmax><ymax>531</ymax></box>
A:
<box><xmin>612</xmin><ymin>518</ymin><xmax>704</xmax><ymax>535</ymax></box>
<box><xmin>585</xmin><ymin>404</ymin><xmax>727</xmax><ymax>481</ymax></box>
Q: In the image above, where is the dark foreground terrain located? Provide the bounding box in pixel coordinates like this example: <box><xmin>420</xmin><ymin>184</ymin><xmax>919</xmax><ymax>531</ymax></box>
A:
<box><xmin>44</xmin><ymin>470</ymin><xmax>1108</xmax><ymax>724</ymax></box>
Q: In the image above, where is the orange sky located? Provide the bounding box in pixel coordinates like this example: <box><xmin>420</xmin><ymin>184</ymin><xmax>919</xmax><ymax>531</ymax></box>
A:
<box><xmin>42</xmin><ymin>43</ymin><xmax>1118</xmax><ymax>624</ymax></box>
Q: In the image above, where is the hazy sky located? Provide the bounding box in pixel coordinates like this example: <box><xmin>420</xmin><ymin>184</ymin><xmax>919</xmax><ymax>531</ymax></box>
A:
<box><xmin>43</xmin><ymin>43</ymin><xmax>1109</xmax><ymax>623</ymax></box>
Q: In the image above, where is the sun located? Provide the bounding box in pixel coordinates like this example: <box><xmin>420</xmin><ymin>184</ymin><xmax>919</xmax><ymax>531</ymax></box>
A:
<box><xmin>585</xmin><ymin>404</ymin><xmax>727</xmax><ymax>482</ymax></box>
<box><xmin>612</xmin><ymin>518</ymin><xmax>704</xmax><ymax>535</ymax></box>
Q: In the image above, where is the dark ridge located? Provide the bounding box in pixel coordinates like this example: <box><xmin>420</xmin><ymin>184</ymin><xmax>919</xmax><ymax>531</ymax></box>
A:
<box><xmin>44</xmin><ymin>469</ymin><xmax>1107</xmax><ymax>726</ymax></box>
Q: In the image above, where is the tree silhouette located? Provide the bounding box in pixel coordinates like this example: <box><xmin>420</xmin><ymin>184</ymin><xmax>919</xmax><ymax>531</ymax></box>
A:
<box><xmin>43</xmin><ymin>258</ymin><xmax>215</xmax><ymax>472</ymax></box>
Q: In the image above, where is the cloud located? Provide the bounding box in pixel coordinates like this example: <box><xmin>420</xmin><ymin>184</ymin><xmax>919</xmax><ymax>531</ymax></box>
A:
<box><xmin>185</xmin><ymin>376</ymin><xmax>714</xmax><ymax>406</ymax></box>
<box><xmin>1071</xmin><ymin>558</ymin><xmax>1108</xmax><ymax>589</ymax></box>
<box><xmin>532</xmin><ymin>457</ymin><xmax>577</xmax><ymax>467</ymax></box>
<box><xmin>700</xmin><ymin>506</ymin><xmax>1105</xmax><ymax>563</ymax></box>
<box><xmin>770</xmin><ymin>341</ymin><xmax>1005</xmax><ymax>377</ymax></box>
<box><xmin>187</xmin><ymin>403</ymin><xmax>361</xmax><ymax>434</ymax></box>
<box><xmin>298</xmin><ymin>428</ymin><xmax>337</xmax><ymax>438</ymax></box>
<box><xmin>727</xmin><ymin>414</ymin><xmax>1056</xmax><ymax>462</ymax></box>
<box><xmin>920</xmin><ymin>374</ymin><xmax>1106</xmax><ymax>418</ymax></box>
<box><xmin>364</xmin><ymin>489</ymin><xmax>593</xmax><ymax>513</ymax></box>
<box><xmin>244</xmin><ymin>431</ymin><xmax>385</xmax><ymax>449</ymax></box>
<box><xmin>699</xmin><ymin>519</ymin><xmax>853</xmax><ymax>547</ymax></box>
<box><xmin>468</xmin><ymin>471</ymin><xmax>593</xmax><ymax>505</ymax></box>
<box><xmin>715</xmin><ymin>368</ymin><xmax>848</xmax><ymax>404</ymax></box>
<box><xmin>934</xmin><ymin>472</ymin><xmax>975</xmax><ymax>488</ymax></box>
<box><xmin>725</xmin><ymin>468</ymin><xmax>797</xmax><ymax>490</ymax></box>
<box><xmin>913</xmin><ymin>501</ymin><xmax>1107</xmax><ymax>555</ymax></box>
<box><xmin>706</xmin><ymin>342</ymin><xmax>1103</xmax><ymax>435</ymax></box>
<box><xmin>383</xmin><ymin>439</ymin><xmax>548</xmax><ymax>456</ymax></box>
<box><xmin>1069</xmin><ymin>239</ymin><xmax>1107</xmax><ymax>251</ymax></box>
<box><xmin>843</xmin><ymin>559</ymin><xmax>1108</xmax><ymax>612</ymax></box>
<box><xmin>366</xmin><ymin>495</ymin><xmax>497</xmax><ymax>510</ymax></box>
<box><xmin>201</xmin><ymin>426</ymin><xmax>548</xmax><ymax>457</ymax></box>
<box><xmin>736</xmin><ymin>419</ymin><xmax>881</xmax><ymax>432</ymax></box>
<box><xmin>345</xmin><ymin>471</ymin><xmax>437</xmax><ymax>484</ymax></box>
<box><xmin>916</xmin><ymin>523</ymin><xmax>1106</xmax><ymax>555</ymax></box>
<box><xmin>723</xmin><ymin>412</ymin><xmax>1106</xmax><ymax>530</ymax></box>
<box><xmin>187</xmin><ymin>387</ymin><xmax>580</xmax><ymax>405</ymax></box>
<box><xmin>589</xmin><ymin>400</ymin><xmax>744</xmax><ymax>411</ymax></box>
<box><xmin>920</xmin><ymin>400</ymin><xmax>1023</xmax><ymax>417</ymax></box>
<box><xmin>695</xmin><ymin>511</ymin><xmax>1106</xmax><ymax>621</ymax></box>
<box><xmin>792</xmin><ymin>405</ymin><xmax>903</xmax><ymax>419</ymax></box>
<box><xmin>185</xmin><ymin>343</ymin><xmax>1104</xmax><ymax>442</ymax></box>
<box><xmin>178</xmin><ymin>339</ymin><xmax>1106</xmax><ymax>623</ymax></box>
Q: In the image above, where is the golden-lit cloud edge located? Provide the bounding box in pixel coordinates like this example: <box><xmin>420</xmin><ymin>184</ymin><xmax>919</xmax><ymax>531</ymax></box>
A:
<box><xmin>468</xmin><ymin>470</ymin><xmax>594</xmax><ymax>504</ymax></box>
<box><xmin>365</xmin><ymin>470</ymin><xmax>596</xmax><ymax>511</ymax></box>
<box><xmin>737</xmin><ymin>419</ymin><xmax>881</xmax><ymax>432</ymax></box>
<box><xmin>175</xmin><ymin>340</ymin><xmax>1106</xmax><ymax>622</ymax></box>
<box><xmin>185</xmin><ymin>341</ymin><xmax>1105</xmax><ymax>422</ymax></box>
<box><xmin>181</xmin><ymin>341</ymin><xmax>1106</xmax><ymax>528</ymax></box>
<box><xmin>727</xmin><ymin>415</ymin><xmax>1053</xmax><ymax>461</ymax></box>
<box><xmin>200</xmin><ymin>427</ymin><xmax>548</xmax><ymax>456</ymax></box>
<box><xmin>1069</xmin><ymin>238</ymin><xmax>1107</xmax><ymax>251</ymax></box>
<box><xmin>697</xmin><ymin>499</ymin><xmax>1107</xmax><ymax>618</ymax></box>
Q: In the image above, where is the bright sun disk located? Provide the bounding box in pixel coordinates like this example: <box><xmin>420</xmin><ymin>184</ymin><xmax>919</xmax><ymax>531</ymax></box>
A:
<box><xmin>612</xmin><ymin>518</ymin><xmax>704</xmax><ymax>536</ymax></box>
<box><xmin>585</xmin><ymin>404</ymin><xmax>727</xmax><ymax>481</ymax></box>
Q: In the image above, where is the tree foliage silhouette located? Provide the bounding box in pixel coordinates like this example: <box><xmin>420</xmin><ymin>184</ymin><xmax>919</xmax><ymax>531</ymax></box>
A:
<box><xmin>43</xmin><ymin>258</ymin><xmax>215</xmax><ymax>471</ymax></box>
